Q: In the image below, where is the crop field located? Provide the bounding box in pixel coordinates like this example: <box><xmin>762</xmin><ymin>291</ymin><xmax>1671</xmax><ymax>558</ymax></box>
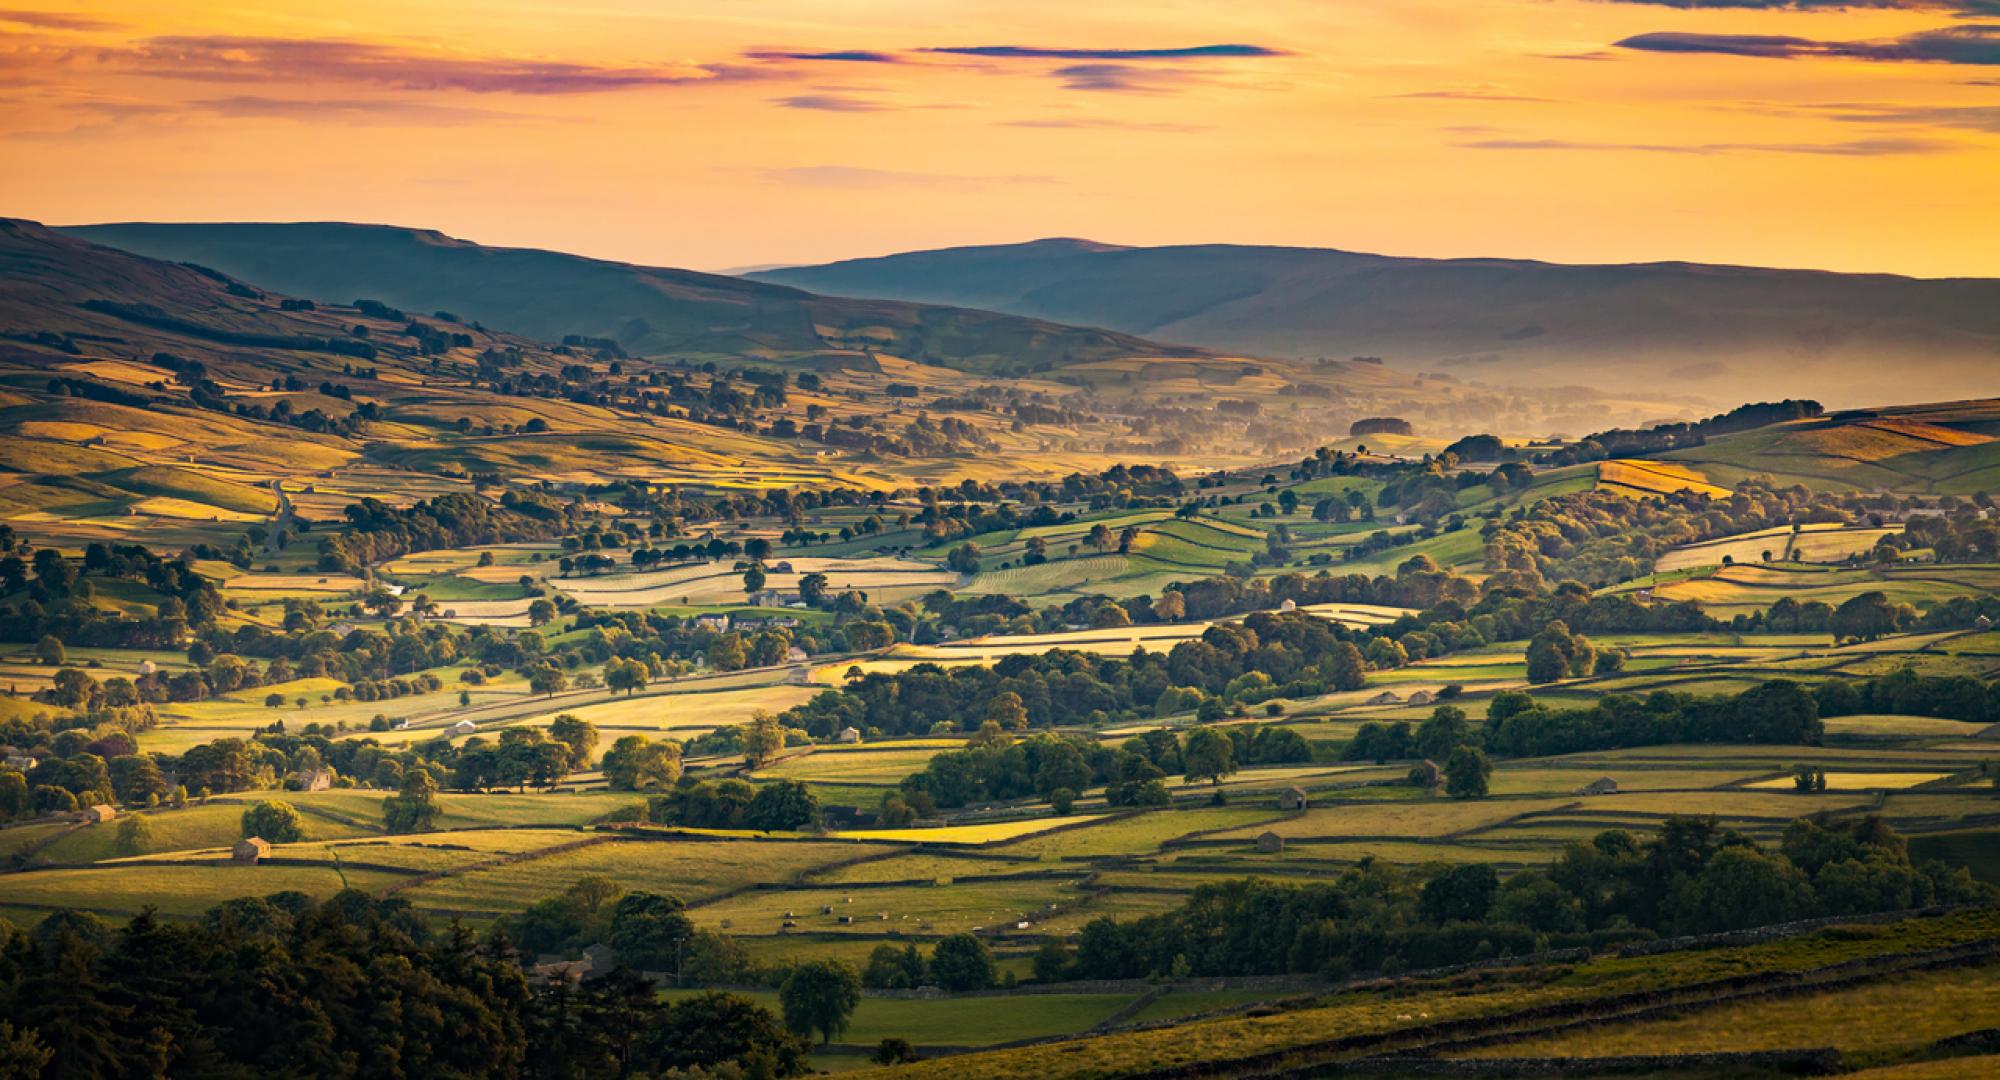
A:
<box><xmin>1655</xmin><ymin>522</ymin><xmax>1904</xmax><ymax>573</ymax></box>
<box><xmin>1627</xmin><ymin>561</ymin><xmax>2000</xmax><ymax>620</ymax></box>
<box><xmin>1596</xmin><ymin>458</ymin><xmax>1732</xmax><ymax>499</ymax></box>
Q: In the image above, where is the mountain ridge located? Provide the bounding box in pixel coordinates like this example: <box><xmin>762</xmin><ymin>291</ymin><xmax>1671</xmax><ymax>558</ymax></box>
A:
<box><xmin>748</xmin><ymin>238</ymin><xmax>2000</xmax><ymax>408</ymax></box>
<box><xmin>60</xmin><ymin>222</ymin><xmax>1205</xmax><ymax>376</ymax></box>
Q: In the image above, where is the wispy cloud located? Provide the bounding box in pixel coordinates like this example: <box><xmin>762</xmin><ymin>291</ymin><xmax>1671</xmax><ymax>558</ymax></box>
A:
<box><xmin>1001</xmin><ymin>116</ymin><xmax>1207</xmax><ymax>132</ymax></box>
<box><xmin>1049</xmin><ymin>63</ymin><xmax>1200</xmax><ymax>92</ymax></box>
<box><xmin>93</xmin><ymin>35</ymin><xmax>775</xmax><ymax>94</ymax></box>
<box><xmin>922</xmin><ymin>44</ymin><xmax>1286</xmax><ymax>61</ymax></box>
<box><xmin>1617</xmin><ymin>25</ymin><xmax>2000</xmax><ymax>65</ymax></box>
<box><xmin>0</xmin><ymin>9</ymin><xmax>122</xmax><ymax>31</ymax></box>
<box><xmin>1459</xmin><ymin>135</ymin><xmax>1955</xmax><ymax>154</ymax></box>
<box><xmin>773</xmin><ymin>93</ymin><xmax>884</xmax><ymax>111</ymax></box>
<box><xmin>744</xmin><ymin>49</ymin><xmax>903</xmax><ymax>64</ymax></box>
<box><xmin>1595</xmin><ymin>0</ymin><xmax>2000</xmax><ymax>13</ymax></box>
<box><xmin>759</xmin><ymin>165</ymin><xmax>1058</xmax><ymax>190</ymax></box>
<box><xmin>1395</xmin><ymin>86</ymin><xmax>1553</xmax><ymax>102</ymax></box>
<box><xmin>1818</xmin><ymin>100</ymin><xmax>2000</xmax><ymax>131</ymax></box>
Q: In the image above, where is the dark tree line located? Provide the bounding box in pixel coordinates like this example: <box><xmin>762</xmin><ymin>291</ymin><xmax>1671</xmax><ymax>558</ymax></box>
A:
<box><xmin>1045</xmin><ymin>815</ymin><xmax>1987</xmax><ymax>983</ymax></box>
<box><xmin>0</xmin><ymin>891</ymin><xmax>807</xmax><ymax>1078</ymax></box>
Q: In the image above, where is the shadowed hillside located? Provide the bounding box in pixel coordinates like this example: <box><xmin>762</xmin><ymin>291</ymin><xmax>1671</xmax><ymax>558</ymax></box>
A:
<box><xmin>61</xmin><ymin>223</ymin><xmax>1202</xmax><ymax>376</ymax></box>
<box><xmin>749</xmin><ymin>238</ymin><xmax>2000</xmax><ymax>408</ymax></box>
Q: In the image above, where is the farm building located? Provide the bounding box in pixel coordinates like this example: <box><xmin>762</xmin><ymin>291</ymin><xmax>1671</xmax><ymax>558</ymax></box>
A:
<box><xmin>295</xmin><ymin>768</ymin><xmax>334</xmax><ymax>792</ymax></box>
<box><xmin>1367</xmin><ymin>691</ymin><xmax>1401</xmax><ymax>705</ymax></box>
<box><xmin>837</xmin><ymin>726</ymin><xmax>863</xmax><ymax>745</ymax></box>
<box><xmin>233</xmin><ymin>837</ymin><xmax>271</xmax><ymax>863</ymax></box>
<box><xmin>1256</xmin><ymin>831</ymin><xmax>1285</xmax><ymax>854</ymax></box>
<box><xmin>1279</xmin><ymin>787</ymin><xmax>1309</xmax><ymax>811</ymax></box>
<box><xmin>786</xmin><ymin>646</ymin><xmax>809</xmax><ymax>663</ymax></box>
<box><xmin>449</xmin><ymin>719</ymin><xmax>478</xmax><ymax>736</ymax></box>
<box><xmin>1410</xmin><ymin>760</ymin><xmax>1442</xmax><ymax>790</ymax></box>
<box><xmin>81</xmin><ymin>804</ymin><xmax>117</xmax><ymax>824</ymax></box>
<box><xmin>1407</xmin><ymin>690</ymin><xmax>1435</xmax><ymax>706</ymax></box>
<box><xmin>1577</xmin><ymin>777</ymin><xmax>1620</xmax><ymax>796</ymax></box>
<box><xmin>1279</xmin><ymin>599</ymin><xmax>1296</xmax><ymax>612</ymax></box>
<box><xmin>695</xmin><ymin>614</ymin><xmax>730</xmax><ymax>632</ymax></box>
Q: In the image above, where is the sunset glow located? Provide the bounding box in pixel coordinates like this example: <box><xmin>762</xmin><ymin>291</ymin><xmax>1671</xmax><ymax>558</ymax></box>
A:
<box><xmin>3</xmin><ymin>1</ymin><xmax>1997</xmax><ymax>274</ymax></box>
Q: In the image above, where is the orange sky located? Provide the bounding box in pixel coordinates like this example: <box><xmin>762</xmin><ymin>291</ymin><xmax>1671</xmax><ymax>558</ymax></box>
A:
<box><xmin>2</xmin><ymin>1</ymin><xmax>1996</xmax><ymax>276</ymax></box>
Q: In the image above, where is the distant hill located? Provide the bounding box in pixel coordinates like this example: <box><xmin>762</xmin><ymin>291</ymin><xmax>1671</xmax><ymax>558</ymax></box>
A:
<box><xmin>61</xmin><ymin>223</ymin><xmax>1201</xmax><ymax>375</ymax></box>
<box><xmin>750</xmin><ymin>239</ymin><xmax>2000</xmax><ymax>408</ymax></box>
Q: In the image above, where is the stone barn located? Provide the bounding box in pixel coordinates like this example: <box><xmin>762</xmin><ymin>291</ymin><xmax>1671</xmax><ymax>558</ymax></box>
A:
<box><xmin>81</xmin><ymin>804</ymin><xmax>117</xmax><ymax>824</ymax></box>
<box><xmin>1256</xmin><ymin>831</ymin><xmax>1285</xmax><ymax>854</ymax></box>
<box><xmin>233</xmin><ymin>836</ymin><xmax>271</xmax><ymax>863</ymax></box>
<box><xmin>1278</xmin><ymin>786</ymin><xmax>1309</xmax><ymax>811</ymax></box>
<box><xmin>1577</xmin><ymin>777</ymin><xmax>1620</xmax><ymax>796</ymax></box>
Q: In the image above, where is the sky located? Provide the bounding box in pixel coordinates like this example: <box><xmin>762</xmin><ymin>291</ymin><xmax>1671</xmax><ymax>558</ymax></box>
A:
<box><xmin>1</xmin><ymin>1</ymin><xmax>1996</xmax><ymax>276</ymax></box>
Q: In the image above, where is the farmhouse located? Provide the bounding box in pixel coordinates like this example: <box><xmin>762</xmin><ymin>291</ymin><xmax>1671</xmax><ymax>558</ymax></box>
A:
<box><xmin>837</xmin><ymin>726</ymin><xmax>863</xmax><ymax>745</ymax></box>
<box><xmin>450</xmin><ymin>719</ymin><xmax>478</xmax><ymax>736</ymax></box>
<box><xmin>295</xmin><ymin>767</ymin><xmax>334</xmax><ymax>792</ymax></box>
<box><xmin>1279</xmin><ymin>598</ymin><xmax>1296</xmax><ymax>612</ymax></box>
<box><xmin>1578</xmin><ymin>777</ymin><xmax>1620</xmax><ymax>796</ymax></box>
<box><xmin>695</xmin><ymin>614</ymin><xmax>730</xmax><ymax>632</ymax></box>
<box><xmin>1256</xmin><ymin>831</ymin><xmax>1285</xmax><ymax>854</ymax></box>
<box><xmin>81</xmin><ymin>804</ymin><xmax>118</xmax><ymax>824</ymax></box>
<box><xmin>1407</xmin><ymin>690</ymin><xmax>1435</xmax><ymax>706</ymax></box>
<box><xmin>1278</xmin><ymin>786</ymin><xmax>1308</xmax><ymax>811</ymax></box>
<box><xmin>233</xmin><ymin>836</ymin><xmax>271</xmax><ymax>863</ymax></box>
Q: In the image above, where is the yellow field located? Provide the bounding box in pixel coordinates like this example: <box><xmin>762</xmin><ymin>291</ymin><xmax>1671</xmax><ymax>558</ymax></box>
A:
<box><xmin>1597</xmin><ymin>459</ymin><xmax>1732</xmax><ymax>499</ymax></box>
<box><xmin>1745</xmin><ymin>771</ymin><xmax>1956</xmax><ymax>792</ymax></box>
<box><xmin>834</xmin><ymin>815</ymin><xmax>1106</xmax><ymax>845</ymax></box>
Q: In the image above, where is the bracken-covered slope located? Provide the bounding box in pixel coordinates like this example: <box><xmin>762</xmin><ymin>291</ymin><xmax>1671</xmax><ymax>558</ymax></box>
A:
<box><xmin>61</xmin><ymin>222</ymin><xmax>1203</xmax><ymax>375</ymax></box>
<box><xmin>750</xmin><ymin>238</ymin><xmax>2000</xmax><ymax>408</ymax></box>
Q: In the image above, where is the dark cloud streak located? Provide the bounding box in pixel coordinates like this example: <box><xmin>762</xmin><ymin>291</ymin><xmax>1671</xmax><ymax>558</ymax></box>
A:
<box><xmin>1616</xmin><ymin>25</ymin><xmax>2000</xmax><ymax>64</ymax></box>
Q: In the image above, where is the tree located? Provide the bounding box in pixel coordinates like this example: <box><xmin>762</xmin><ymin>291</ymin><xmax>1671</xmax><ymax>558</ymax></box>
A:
<box><xmin>1151</xmin><ymin>591</ymin><xmax>1186</xmax><ymax>622</ymax></box>
<box><xmin>927</xmin><ymin>933</ymin><xmax>997</xmax><ymax>991</ymax></box>
<box><xmin>35</xmin><ymin>634</ymin><xmax>64</xmax><ymax>666</ymax></box>
<box><xmin>862</xmin><ymin>942</ymin><xmax>927</xmax><ymax>989</ymax></box>
<box><xmin>549</xmin><ymin>714</ymin><xmax>600</xmax><ymax>770</ymax></box>
<box><xmin>1413</xmin><ymin>706</ymin><xmax>1469</xmax><ymax>763</ymax></box>
<box><xmin>798</xmin><ymin>572</ymin><xmax>830</xmax><ymax>606</ymax></box>
<box><xmin>527</xmin><ymin>598</ymin><xmax>556</xmax><ymax>626</ymax></box>
<box><xmin>646</xmin><ymin>991</ymin><xmax>806</xmax><ymax>1076</ymax></box>
<box><xmin>1832</xmin><ymin>591</ymin><xmax>1899</xmax><ymax>643</ymax></box>
<box><xmin>1034</xmin><ymin>742</ymin><xmax>1091</xmax><ymax>801</ymax></box>
<box><xmin>985</xmin><ymin>691</ymin><xmax>1029</xmax><ymax>730</ymax></box>
<box><xmin>779</xmin><ymin>960</ymin><xmax>861</xmax><ymax>1045</ymax></box>
<box><xmin>1085</xmin><ymin>523</ymin><xmax>1113</xmax><ymax>554</ymax></box>
<box><xmin>742</xmin><ymin>563</ymin><xmax>767</xmax><ymax>596</ymax></box>
<box><xmin>603</xmin><ymin>658</ymin><xmax>647</xmax><ymax>696</ymax></box>
<box><xmin>872</xmin><ymin>1037</ymin><xmax>918</xmax><ymax>1065</ymax></box>
<box><xmin>608</xmin><ymin>892</ymin><xmax>694</xmax><ymax>971</ymax></box>
<box><xmin>946</xmin><ymin>543</ymin><xmax>981</xmax><ymax>575</ymax></box>
<box><xmin>1181</xmin><ymin>727</ymin><xmax>1237</xmax><ymax>786</ymax></box>
<box><xmin>1678</xmin><ymin>846</ymin><xmax>1816</xmax><ymax>933</ymax></box>
<box><xmin>383</xmin><ymin>766</ymin><xmax>440</xmax><ymax>833</ymax></box>
<box><xmin>602</xmin><ymin>735</ymin><xmax>682</xmax><ymax>791</ymax></box>
<box><xmin>1443</xmin><ymin>745</ymin><xmax>1492</xmax><ymax>799</ymax></box>
<box><xmin>113</xmin><ymin>814</ymin><xmax>152</xmax><ymax>856</ymax></box>
<box><xmin>745</xmin><ymin>780</ymin><xmax>819</xmax><ymax>830</ymax></box>
<box><xmin>242</xmin><ymin>800</ymin><xmax>304</xmax><ymax>842</ymax></box>
<box><xmin>744</xmin><ymin>711</ymin><xmax>785</xmax><ymax>768</ymax></box>
<box><xmin>529</xmin><ymin>664</ymin><xmax>568</xmax><ymax>698</ymax></box>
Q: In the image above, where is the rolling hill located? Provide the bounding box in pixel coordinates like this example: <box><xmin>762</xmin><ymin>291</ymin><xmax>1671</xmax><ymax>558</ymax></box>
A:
<box><xmin>60</xmin><ymin>223</ymin><xmax>1201</xmax><ymax>376</ymax></box>
<box><xmin>748</xmin><ymin>238</ymin><xmax>2000</xmax><ymax>408</ymax></box>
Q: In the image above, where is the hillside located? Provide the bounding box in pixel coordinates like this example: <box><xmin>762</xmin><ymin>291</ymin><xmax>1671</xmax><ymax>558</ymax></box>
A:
<box><xmin>750</xmin><ymin>238</ymin><xmax>2000</xmax><ymax>408</ymax></box>
<box><xmin>61</xmin><ymin>223</ymin><xmax>1202</xmax><ymax>376</ymax></box>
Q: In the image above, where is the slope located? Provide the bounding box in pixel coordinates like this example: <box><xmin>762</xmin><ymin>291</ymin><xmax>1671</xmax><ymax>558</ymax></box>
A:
<box><xmin>751</xmin><ymin>238</ymin><xmax>2000</xmax><ymax>408</ymax></box>
<box><xmin>61</xmin><ymin>223</ymin><xmax>1201</xmax><ymax>376</ymax></box>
